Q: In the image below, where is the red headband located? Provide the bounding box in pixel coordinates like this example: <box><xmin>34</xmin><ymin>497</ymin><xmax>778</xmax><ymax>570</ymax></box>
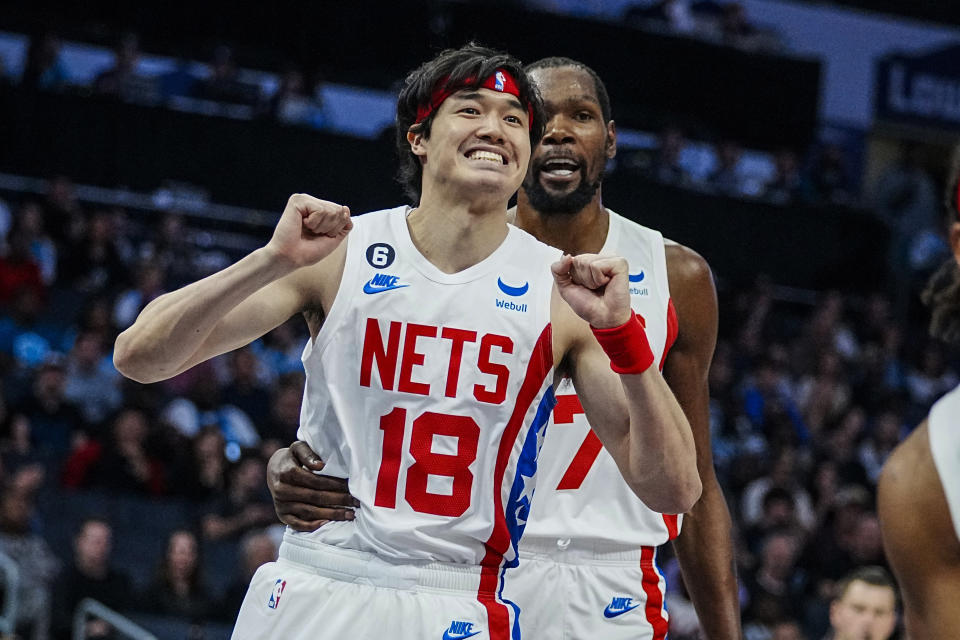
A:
<box><xmin>414</xmin><ymin>69</ymin><xmax>532</xmax><ymax>128</ymax></box>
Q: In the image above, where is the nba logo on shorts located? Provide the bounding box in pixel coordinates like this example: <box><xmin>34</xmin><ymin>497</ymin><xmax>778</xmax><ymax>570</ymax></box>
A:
<box><xmin>494</xmin><ymin>71</ymin><xmax>505</xmax><ymax>92</ymax></box>
<box><xmin>268</xmin><ymin>579</ymin><xmax>286</xmax><ymax>609</ymax></box>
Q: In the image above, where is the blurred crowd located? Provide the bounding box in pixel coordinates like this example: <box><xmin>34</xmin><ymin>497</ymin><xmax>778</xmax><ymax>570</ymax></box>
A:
<box><xmin>0</xmin><ymin>177</ymin><xmax>293</xmax><ymax>638</ymax></box>
<box><xmin>12</xmin><ymin>30</ymin><xmax>326</xmax><ymax>128</ymax></box>
<box><xmin>4</xmin><ymin>27</ymin><xmax>879</xmax><ymax>214</ymax></box>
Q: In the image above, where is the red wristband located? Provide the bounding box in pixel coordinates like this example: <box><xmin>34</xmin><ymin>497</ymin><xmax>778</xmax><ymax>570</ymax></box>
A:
<box><xmin>591</xmin><ymin>311</ymin><xmax>655</xmax><ymax>374</ymax></box>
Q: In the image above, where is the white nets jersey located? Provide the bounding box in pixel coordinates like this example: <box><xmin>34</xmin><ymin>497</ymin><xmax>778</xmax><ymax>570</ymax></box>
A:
<box><xmin>523</xmin><ymin>209</ymin><xmax>682</xmax><ymax>547</ymax></box>
<box><xmin>928</xmin><ymin>383</ymin><xmax>960</xmax><ymax>542</ymax></box>
<box><xmin>292</xmin><ymin>206</ymin><xmax>561</xmax><ymax>568</ymax></box>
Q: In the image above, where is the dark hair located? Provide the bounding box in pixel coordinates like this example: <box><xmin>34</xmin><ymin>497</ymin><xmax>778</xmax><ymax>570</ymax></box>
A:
<box><xmin>525</xmin><ymin>56</ymin><xmax>612</xmax><ymax>124</ymax></box>
<box><xmin>76</xmin><ymin>517</ymin><xmax>111</xmax><ymax>538</ymax></box>
<box><xmin>395</xmin><ymin>43</ymin><xmax>545</xmax><ymax>204</ymax></box>
<box><xmin>920</xmin><ymin>144</ymin><xmax>960</xmax><ymax>346</ymax></box>
<box><xmin>834</xmin><ymin>565</ymin><xmax>897</xmax><ymax>603</ymax></box>
<box><xmin>156</xmin><ymin>528</ymin><xmax>205</xmax><ymax>592</ymax></box>
<box><xmin>762</xmin><ymin>486</ymin><xmax>794</xmax><ymax>510</ymax></box>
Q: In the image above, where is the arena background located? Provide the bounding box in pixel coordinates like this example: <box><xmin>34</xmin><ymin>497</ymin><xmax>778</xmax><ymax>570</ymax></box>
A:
<box><xmin>0</xmin><ymin>1</ymin><xmax>958</xmax><ymax>638</ymax></box>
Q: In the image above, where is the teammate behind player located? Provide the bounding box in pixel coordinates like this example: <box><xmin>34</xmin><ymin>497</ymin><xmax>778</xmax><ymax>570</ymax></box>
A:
<box><xmin>268</xmin><ymin>57</ymin><xmax>740</xmax><ymax>639</ymax></box>
<box><xmin>114</xmin><ymin>44</ymin><xmax>700</xmax><ymax>639</ymax></box>
<box><xmin>878</xmin><ymin>145</ymin><xmax>960</xmax><ymax>639</ymax></box>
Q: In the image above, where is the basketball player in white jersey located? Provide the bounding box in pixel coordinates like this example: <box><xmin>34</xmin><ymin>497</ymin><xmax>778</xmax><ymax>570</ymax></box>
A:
<box><xmin>113</xmin><ymin>44</ymin><xmax>700</xmax><ymax>640</ymax></box>
<box><xmin>268</xmin><ymin>58</ymin><xmax>740</xmax><ymax>639</ymax></box>
<box><xmin>878</xmin><ymin>146</ymin><xmax>960</xmax><ymax>639</ymax></box>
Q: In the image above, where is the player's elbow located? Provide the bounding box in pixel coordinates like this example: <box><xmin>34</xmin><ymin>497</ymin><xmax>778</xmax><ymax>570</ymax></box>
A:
<box><xmin>631</xmin><ymin>470</ymin><xmax>701</xmax><ymax>515</ymax></box>
<box><xmin>113</xmin><ymin>330</ymin><xmax>168</xmax><ymax>384</ymax></box>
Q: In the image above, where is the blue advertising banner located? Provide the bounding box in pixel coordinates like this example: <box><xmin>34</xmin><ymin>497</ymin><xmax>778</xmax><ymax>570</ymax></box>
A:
<box><xmin>875</xmin><ymin>43</ymin><xmax>960</xmax><ymax>130</ymax></box>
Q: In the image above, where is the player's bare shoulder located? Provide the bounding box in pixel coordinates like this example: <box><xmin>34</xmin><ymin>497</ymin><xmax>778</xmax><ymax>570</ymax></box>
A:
<box><xmin>663</xmin><ymin>239</ymin><xmax>715</xmax><ymax>298</ymax></box>
<box><xmin>662</xmin><ymin>239</ymin><xmax>717</xmax><ymax>337</ymax></box>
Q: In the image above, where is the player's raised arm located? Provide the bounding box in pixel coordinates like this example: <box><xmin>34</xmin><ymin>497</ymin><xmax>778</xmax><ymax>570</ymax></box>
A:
<box><xmin>114</xmin><ymin>194</ymin><xmax>351</xmax><ymax>383</ymax></box>
<box><xmin>552</xmin><ymin>253</ymin><xmax>701</xmax><ymax>514</ymax></box>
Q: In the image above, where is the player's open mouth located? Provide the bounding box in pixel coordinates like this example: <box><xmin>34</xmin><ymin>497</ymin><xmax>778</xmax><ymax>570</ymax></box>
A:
<box><xmin>466</xmin><ymin>149</ymin><xmax>507</xmax><ymax>165</ymax></box>
<box><xmin>540</xmin><ymin>158</ymin><xmax>580</xmax><ymax>177</ymax></box>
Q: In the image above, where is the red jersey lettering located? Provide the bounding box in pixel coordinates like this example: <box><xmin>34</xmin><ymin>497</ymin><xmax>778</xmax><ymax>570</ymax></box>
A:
<box><xmin>360</xmin><ymin>318</ymin><xmax>402</xmax><ymax>390</ymax></box>
<box><xmin>397</xmin><ymin>323</ymin><xmax>436</xmax><ymax>396</ymax></box>
<box><xmin>474</xmin><ymin>334</ymin><xmax>514</xmax><ymax>405</ymax></box>
<box><xmin>441</xmin><ymin>328</ymin><xmax>478</xmax><ymax>398</ymax></box>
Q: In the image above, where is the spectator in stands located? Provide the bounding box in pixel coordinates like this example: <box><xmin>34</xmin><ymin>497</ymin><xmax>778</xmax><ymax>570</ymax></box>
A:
<box><xmin>825</xmin><ymin>566</ymin><xmax>897</xmax><ymax>640</ymax></box>
<box><xmin>59</xmin><ymin>210</ymin><xmax>128</xmax><ymax>295</ymax></box>
<box><xmin>0</xmin><ymin>485</ymin><xmax>59</xmax><ymax>640</ymax></box>
<box><xmin>743</xmin><ymin>486</ymin><xmax>805</xmax><ymax>556</ymax></box>
<box><xmin>793</xmin><ymin>291</ymin><xmax>860</xmax><ymax>373</ymax></box>
<box><xmin>743</xmin><ymin>529</ymin><xmax>806</xmax><ymax>634</ymax></box>
<box><xmin>216</xmin><ymin>529</ymin><xmax>277</xmax><ymax>622</ymax></box>
<box><xmin>168</xmin><ymin>426</ymin><xmax>228</xmax><ymax>501</ymax></box>
<box><xmin>161</xmin><ymin>372</ymin><xmax>259</xmax><ymax>454</ymax></box>
<box><xmin>51</xmin><ymin>518</ymin><xmax>135</xmax><ymax>640</ymax></box>
<box><xmin>857</xmin><ymin>410</ymin><xmax>902</xmax><ymax>484</ymax></box>
<box><xmin>14</xmin><ymin>202</ymin><xmax>57</xmax><ymax>286</ymax></box>
<box><xmin>796</xmin><ymin>351</ymin><xmax>852</xmax><ymax>436</ymax></box>
<box><xmin>201</xmin><ymin>452</ymin><xmax>276</xmax><ymax>541</ymax></box>
<box><xmin>741</xmin><ymin>448</ymin><xmax>816</xmax><ymax>535</ymax></box>
<box><xmin>195</xmin><ymin>45</ymin><xmax>262</xmax><ymax>109</ymax></box>
<box><xmin>0</xmin><ymin>286</ymin><xmax>61</xmax><ymax>383</ymax></box>
<box><xmin>806</xmin><ymin>143</ymin><xmax>854</xmax><ymax>205</ymax></box>
<box><xmin>112</xmin><ymin>260</ymin><xmax>166</xmax><ymax>330</ymax></box>
<box><xmin>44</xmin><ymin>176</ymin><xmax>85</xmax><ymax>247</ymax></box>
<box><xmin>260</xmin><ymin>380</ymin><xmax>303</xmax><ymax>444</ymax></box>
<box><xmin>15</xmin><ymin>355</ymin><xmax>86</xmax><ymax>460</ymax></box>
<box><xmin>0</xmin><ymin>230</ymin><xmax>45</xmax><ymax>307</ymax></box>
<box><xmin>269</xmin><ymin>65</ymin><xmax>316</xmax><ymax>125</ymax></box>
<box><xmin>140</xmin><ymin>529</ymin><xmax>213</xmax><ymax>621</ymax></box>
<box><xmin>253</xmin><ymin>319</ymin><xmax>307</xmax><ymax>382</ymax></box>
<box><xmin>904</xmin><ymin>342</ymin><xmax>958</xmax><ymax>418</ymax></box>
<box><xmin>816</xmin><ymin>418</ymin><xmax>869</xmax><ymax>488</ymax></box>
<box><xmin>647</xmin><ymin>125</ymin><xmax>692</xmax><ymax>185</ymax></box>
<box><xmin>764</xmin><ymin>149</ymin><xmax>803</xmax><ymax>205</ymax></box>
<box><xmin>770</xmin><ymin>619</ymin><xmax>805</xmax><ymax>640</ymax></box>
<box><xmin>709</xmin><ymin>139</ymin><xmax>752</xmax><ymax>197</ymax></box>
<box><xmin>138</xmin><ymin>212</ymin><xmax>197</xmax><ymax>289</ymax></box>
<box><xmin>63</xmin><ymin>331</ymin><xmax>122</xmax><ymax>427</ymax></box>
<box><xmin>802</xmin><ymin>485</ymin><xmax>872</xmax><ymax>604</ymax></box>
<box><xmin>94</xmin><ymin>31</ymin><xmax>153</xmax><ymax>103</ymax></box>
<box><xmin>21</xmin><ymin>31</ymin><xmax>69</xmax><ymax>91</ymax></box>
<box><xmin>64</xmin><ymin>408</ymin><xmax>165</xmax><ymax>495</ymax></box>
<box><xmin>222</xmin><ymin>346</ymin><xmax>271</xmax><ymax>427</ymax></box>
<box><xmin>740</xmin><ymin>357</ymin><xmax>808</xmax><ymax>446</ymax></box>
<box><xmin>845</xmin><ymin>514</ymin><xmax>887</xmax><ymax>573</ymax></box>
<box><xmin>73</xmin><ymin>297</ymin><xmax>119</xmax><ymax>349</ymax></box>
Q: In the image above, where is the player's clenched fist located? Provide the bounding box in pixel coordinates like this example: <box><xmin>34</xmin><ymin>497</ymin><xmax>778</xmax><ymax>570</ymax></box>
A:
<box><xmin>267</xmin><ymin>193</ymin><xmax>353</xmax><ymax>268</ymax></box>
<box><xmin>551</xmin><ymin>253</ymin><xmax>632</xmax><ymax>329</ymax></box>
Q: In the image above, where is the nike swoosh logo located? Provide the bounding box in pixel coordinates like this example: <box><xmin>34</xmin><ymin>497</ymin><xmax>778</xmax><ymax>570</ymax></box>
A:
<box><xmin>363</xmin><ymin>281</ymin><xmax>410</xmax><ymax>294</ymax></box>
<box><xmin>628</xmin><ymin>271</ymin><xmax>645</xmax><ymax>283</ymax></box>
<box><xmin>603</xmin><ymin>602</ymin><xmax>641</xmax><ymax>618</ymax></box>
<box><xmin>497</xmin><ymin>277</ymin><xmax>529</xmax><ymax>296</ymax></box>
<box><xmin>442</xmin><ymin>630</ymin><xmax>481</xmax><ymax>640</ymax></box>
